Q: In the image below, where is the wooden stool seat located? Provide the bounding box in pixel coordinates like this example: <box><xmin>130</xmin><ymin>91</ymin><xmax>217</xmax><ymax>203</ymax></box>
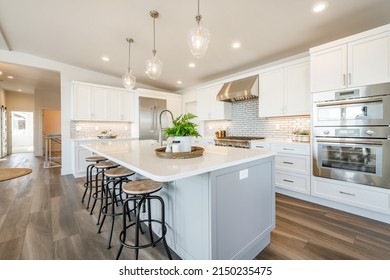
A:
<box><xmin>122</xmin><ymin>179</ymin><xmax>162</xmax><ymax>195</ymax></box>
<box><xmin>95</xmin><ymin>161</ymin><xmax>120</xmax><ymax>169</ymax></box>
<box><xmin>85</xmin><ymin>156</ymin><xmax>107</xmax><ymax>162</ymax></box>
<box><xmin>105</xmin><ymin>167</ymin><xmax>135</xmax><ymax>178</ymax></box>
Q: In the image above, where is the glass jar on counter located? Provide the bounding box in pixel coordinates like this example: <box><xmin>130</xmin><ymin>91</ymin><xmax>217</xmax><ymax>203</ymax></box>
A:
<box><xmin>172</xmin><ymin>141</ymin><xmax>181</xmax><ymax>153</ymax></box>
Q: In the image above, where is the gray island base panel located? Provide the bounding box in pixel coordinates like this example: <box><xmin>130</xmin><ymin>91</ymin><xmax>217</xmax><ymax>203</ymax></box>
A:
<box><xmin>81</xmin><ymin>140</ymin><xmax>275</xmax><ymax>260</ymax></box>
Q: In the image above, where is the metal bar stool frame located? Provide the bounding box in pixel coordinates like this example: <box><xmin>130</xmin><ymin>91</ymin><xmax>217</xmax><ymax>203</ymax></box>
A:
<box><xmin>116</xmin><ymin>187</ymin><xmax>172</xmax><ymax>260</ymax></box>
<box><xmin>98</xmin><ymin>170</ymin><xmax>135</xmax><ymax>249</ymax></box>
<box><xmin>89</xmin><ymin>162</ymin><xmax>119</xmax><ymax>225</ymax></box>
<box><xmin>81</xmin><ymin>157</ymin><xmax>107</xmax><ymax>209</ymax></box>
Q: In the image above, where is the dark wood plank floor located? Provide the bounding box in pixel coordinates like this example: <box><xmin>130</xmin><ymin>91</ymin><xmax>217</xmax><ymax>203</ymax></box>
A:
<box><xmin>1</xmin><ymin>153</ymin><xmax>389</xmax><ymax>260</ymax></box>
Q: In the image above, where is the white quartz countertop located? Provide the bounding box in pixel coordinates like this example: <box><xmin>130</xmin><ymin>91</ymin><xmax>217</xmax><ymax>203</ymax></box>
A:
<box><xmin>72</xmin><ymin>137</ymin><xmax>136</xmax><ymax>142</ymax></box>
<box><xmin>81</xmin><ymin>140</ymin><xmax>276</xmax><ymax>182</ymax></box>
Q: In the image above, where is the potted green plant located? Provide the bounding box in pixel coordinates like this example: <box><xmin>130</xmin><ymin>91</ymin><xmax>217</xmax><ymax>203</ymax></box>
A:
<box><xmin>292</xmin><ymin>129</ymin><xmax>310</xmax><ymax>142</ymax></box>
<box><xmin>164</xmin><ymin>113</ymin><xmax>201</xmax><ymax>152</ymax></box>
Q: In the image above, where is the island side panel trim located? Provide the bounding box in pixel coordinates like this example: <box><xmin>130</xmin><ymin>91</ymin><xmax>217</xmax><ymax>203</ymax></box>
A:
<box><xmin>210</xmin><ymin>157</ymin><xmax>275</xmax><ymax>260</ymax></box>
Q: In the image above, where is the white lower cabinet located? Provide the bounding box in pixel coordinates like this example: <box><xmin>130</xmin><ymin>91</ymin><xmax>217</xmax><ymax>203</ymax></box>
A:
<box><xmin>72</xmin><ymin>140</ymin><xmax>92</xmax><ymax>178</ymax></box>
<box><xmin>312</xmin><ymin>176</ymin><xmax>390</xmax><ymax>215</ymax></box>
<box><xmin>271</xmin><ymin>143</ymin><xmax>311</xmax><ymax>194</ymax></box>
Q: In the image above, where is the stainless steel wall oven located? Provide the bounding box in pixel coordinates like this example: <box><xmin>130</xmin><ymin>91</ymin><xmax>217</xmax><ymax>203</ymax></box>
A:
<box><xmin>312</xmin><ymin>83</ymin><xmax>390</xmax><ymax>189</ymax></box>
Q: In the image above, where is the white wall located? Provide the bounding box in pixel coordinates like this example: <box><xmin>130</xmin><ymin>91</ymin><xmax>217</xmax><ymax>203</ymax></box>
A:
<box><xmin>5</xmin><ymin>91</ymin><xmax>35</xmax><ymax>153</ymax></box>
<box><xmin>0</xmin><ymin>88</ymin><xmax>6</xmax><ymax>106</ymax></box>
<box><xmin>34</xmin><ymin>88</ymin><xmax>61</xmax><ymax>156</ymax></box>
<box><xmin>0</xmin><ymin>50</ymin><xmax>131</xmax><ymax>175</ymax></box>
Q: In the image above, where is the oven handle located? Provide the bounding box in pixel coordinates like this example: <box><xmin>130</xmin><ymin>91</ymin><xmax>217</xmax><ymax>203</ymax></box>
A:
<box><xmin>315</xmin><ymin>137</ymin><xmax>384</xmax><ymax>146</ymax></box>
<box><xmin>315</xmin><ymin>97</ymin><xmax>383</xmax><ymax>107</ymax></box>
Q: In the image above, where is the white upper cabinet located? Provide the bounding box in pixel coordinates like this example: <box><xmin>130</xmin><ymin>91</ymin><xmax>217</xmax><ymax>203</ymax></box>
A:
<box><xmin>72</xmin><ymin>81</ymin><xmax>134</xmax><ymax>121</ymax></box>
<box><xmin>348</xmin><ymin>32</ymin><xmax>390</xmax><ymax>87</ymax></box>
<box><xmin>72</xmin><ymin>84</ymin><xmax>92</xmax><ymax>120</ymax></box>
<box><xmin>310</xmin><ymin>45</ymin><xmax>347</xmax><ymax>92</ymax></box>
<box><xmin>259</xmin><ymin>59</ymin><xmax>310</xmax><ymax>118</ymax></box>
<box><xmin>108</xmin><ymin>89</ymin><xmax>135</xmax><ymax>122</ymax></box>
<box><xmin>166</xmin><ymin>94</ymin><xmax>183</xmax><ymax>119</ymax></box>
<box><xmin>91</xmin><ymin>87</ymin><xmax>108</xmax><ymax>120</ymax></box>
<box><xmin>196</xmin><ymin>84</ymin><xmax>232</xmax><ymax>121</ymax></box>
<box><xmin>310</xmin><ymin>25</ymin><xmax>390</xmax><ymax>93</ymax></box>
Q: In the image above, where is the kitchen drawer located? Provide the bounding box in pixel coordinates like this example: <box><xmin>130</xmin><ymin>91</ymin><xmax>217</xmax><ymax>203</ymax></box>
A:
<box><xmin>275</xmin><ymin>171</ymin><xmax>310</xmax><ymax>194</ymax></box>
<box><xmin>250</xmin><ymin>141</ymin><xmax>271</xmax><ymax>150</ymax></box>
<box><xmin>271</xmin><ymin>143</ymin><xmax>310</xmax><ymax>156</ymax></box>
<box><xmin>275</xmin><ymin>154</ymin><xmax>310</xmax><ymax>175</ymax></box>
<box><xmin>312</xmin><ymin>177</ymin><xmax>390</xmax><ymax>214</ymax></box>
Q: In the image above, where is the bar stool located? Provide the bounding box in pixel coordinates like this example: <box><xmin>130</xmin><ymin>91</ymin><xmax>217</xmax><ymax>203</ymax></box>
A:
<box><xmin>116</xmin><ymin>179</ymin><xmax>172</xmax><ymax>260</ymax></box>
<box><xmin>89</xmin><ymin>161</ymin><xmax>120</xmax><ymax>225</ymax></box>
<box><xmin>98</xmin><ymin>167</ymin><xmax>136</xmax><ymax>249</ymax></box>
<box><xmin>81</xmin><ymin>155</ymin><xmax>107</xmax><ymax>209</ymax></box>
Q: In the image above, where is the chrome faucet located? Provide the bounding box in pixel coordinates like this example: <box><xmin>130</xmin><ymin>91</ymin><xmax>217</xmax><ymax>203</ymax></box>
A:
<box><xmin>158</xmin><ymin>109</ymin><xmax>174</xmax><ymax>146</ymax></box>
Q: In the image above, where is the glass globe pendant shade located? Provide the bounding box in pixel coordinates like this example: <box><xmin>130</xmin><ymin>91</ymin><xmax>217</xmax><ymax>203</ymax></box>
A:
<box><xmin>145</xmin><ymin>53</ymin><xmax>163</xmax><ymax>80</ymax></box>
<box><xmin>122</xmin><ymin>68</ymin><xmax>136</xmax><ymax>90</ymax></box>
<box><xmin>188</xmin><ymin>22</ymin><xmax>210</xmax><ymax>59</ymax></box>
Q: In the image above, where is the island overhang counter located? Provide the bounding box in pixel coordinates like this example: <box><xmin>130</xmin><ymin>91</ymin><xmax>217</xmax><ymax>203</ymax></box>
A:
<box><xmin>81</xmin><ymin>140</ymin><xmax>276</xmax><ymax>260</ymax></box>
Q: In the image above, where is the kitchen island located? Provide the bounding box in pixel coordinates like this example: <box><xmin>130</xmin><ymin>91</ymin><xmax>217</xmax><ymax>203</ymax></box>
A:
<box><xmin>81</xmin><ymin>140</ymin><xmax>276</xmax><ymax>260</ymax></box>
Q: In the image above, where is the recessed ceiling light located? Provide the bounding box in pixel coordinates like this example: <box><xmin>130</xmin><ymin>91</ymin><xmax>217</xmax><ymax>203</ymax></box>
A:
<box><xmin>232</xmin><ymin>42</ymin><xmax>241</xmax><ymax>49</ymax></box>
<box><xmin>177</xmin><ymin>80</ymin><xmax>182</xmax><ymax>84</ymax></box>
<box><xmin>0</xmin><ymin>71</ymin><xmax>2</xmax><ymax>75</ymax></box>
<box><xmin>17</xmin><ymin>89</ymin><xmax>22</xmax><ymax>92</ymax></box>
<box><xmin>7</xmin><ymin>75</ymin><xmax>14</xmax><ymax>79</ymax></box>
<box><xmin>101</xmin><ymin>56</ymin><xmax>110</xmax><ymax>62</ymax></box>
<box><xmin>188</xmin><ymin>63</ymin><xmax>196</xmax><ymax>68</ymax></box>
<box><xmin>312</xmin><ymin>1</ymin><xmax>328</xmax><ymax>13</ymax></box>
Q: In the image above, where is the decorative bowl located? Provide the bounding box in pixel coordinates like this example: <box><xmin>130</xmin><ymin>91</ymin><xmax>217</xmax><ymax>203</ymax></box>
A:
<box><xmin>97</xmin><ymin>135</ymin><xmax>117</xmax><ymax>139</ymax></box>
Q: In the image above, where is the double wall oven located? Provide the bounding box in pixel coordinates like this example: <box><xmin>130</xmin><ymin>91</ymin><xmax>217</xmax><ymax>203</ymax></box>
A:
<box><xmin>312</xmin><ymin>83</ymin><xmax>390</xmax><ymax>189</ymax></box>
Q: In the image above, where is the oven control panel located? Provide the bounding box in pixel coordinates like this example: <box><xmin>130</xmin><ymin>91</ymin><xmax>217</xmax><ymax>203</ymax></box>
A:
<box><xmin>314</xmin><ymin>126</ymin><xmax>389</xmax><ymax>139</ymax></box>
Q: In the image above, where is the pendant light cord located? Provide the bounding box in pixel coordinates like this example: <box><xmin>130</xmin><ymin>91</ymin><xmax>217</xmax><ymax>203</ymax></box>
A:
<box><xmin>153</xmin><ymin>16</ymin><xmax>157</xmax><ymax>56</ymax></box>
<box><xmin>196</xmin><ymin>0</ymin><xmax>202</xmax><ymax>24</ymax></box>
<box><xmin>128</xmin><ymin>40</ymin><xmax>131</xmax><ymax>72</ymax></box>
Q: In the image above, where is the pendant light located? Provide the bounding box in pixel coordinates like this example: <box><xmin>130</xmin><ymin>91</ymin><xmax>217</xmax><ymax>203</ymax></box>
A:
<box><xmin>122</xmin><ymin>38</ymin><xmax>136</xmax><ymax>90</ymax></box>
<box><xmin>146</xmin><ymin>10</ymin><xmax>163</xmax><ymax>80</ymax></box>
<box><xmin>187</xmin><ymin>0</ymin><xmax>210</xmax><ymax>59</ymax></box>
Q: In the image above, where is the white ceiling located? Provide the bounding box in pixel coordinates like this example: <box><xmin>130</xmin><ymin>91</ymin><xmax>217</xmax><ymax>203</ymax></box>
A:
<box><xmin>0</xmin><ymin>0</ymin><xmax>390</xmax><ymax>93</ymax></box>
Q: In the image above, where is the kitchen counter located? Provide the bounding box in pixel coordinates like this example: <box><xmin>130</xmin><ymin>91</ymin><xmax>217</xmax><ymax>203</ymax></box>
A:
<box><xmin>81</xmin><ymin>140</ymin><xmax>276</xmax><ymax>260</ymax></box>
<box><xmin>81</xmin><ymin>140</ymin><xmax>275</xmax><ymax>182</ymax></box>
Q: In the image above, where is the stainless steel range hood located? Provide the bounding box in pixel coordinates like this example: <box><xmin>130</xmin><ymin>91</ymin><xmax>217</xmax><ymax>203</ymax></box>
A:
<box><xmin>216</xmin><ymin>75</ymin><xmax>259</xmax><ymax>102</ymax></box>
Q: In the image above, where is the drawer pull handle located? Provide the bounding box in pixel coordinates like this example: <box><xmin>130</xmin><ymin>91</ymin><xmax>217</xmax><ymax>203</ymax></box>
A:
<box><xmin>283</xmin><ymin>179</ymin><xmax>294</xmax><ymax>183</ymax></box>
<box><xmin>283</xmin><ymin>148</ymin><xmax>294</xmax><ymax>151</ymax></box>
<box><xmin>256</xmin><ymin>146</ymin><xmax>264</xmax><ymax>148</ymax></box>
<box><xmin>283</xmin><ymin>161</ymin><xmax>294</xmax><ymax>165</ymax></box>
<box><xmin>339</xmin><ymin>191</ymin><xmax>355</xmax><ymax>197</ymax></box>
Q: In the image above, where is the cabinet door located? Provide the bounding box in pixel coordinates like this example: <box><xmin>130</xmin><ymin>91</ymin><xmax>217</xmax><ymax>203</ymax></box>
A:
<box><xmin>166</xmin><ymin>94</ymin><xmax>183</xmax><ymax>119</ymax></box>
<box><xmin>284</xmin><ymin>62</ymin><xmax>310</xmax><ymax>116</ymax></box>
<box><xmin>91</xmin><ymin>87</ymin><xmax>108</xmax><ymax>120</ymax></box>
<box><xmin>258</xmin><ymin>69</ymin><xmax>284</xmax><ymax>117</ymax></box>
<box><xmin>197</xmin><ymin>84</ymin><xmax>231</xmax><ymax>121</ymax></box>
<box><xmin>310</xmin><ymin>44</ymin><xmax>347</xmax><ymax>92</ymax></box>
<box><xmin>72</xmin><ymin>84</ymin><xmax>92</xmax><ymax>120</ymax></box>
<box><xmin>121</xmin><ymin>91</ymin><xmax>135</xmax><ymax>121</ymax></box>
<box><xmin>107</xmin><ymin>89</ymin><xmax>122</xmax><ymax>121</ymax></box>
<box><xmin>196</xmin><ymin>89</ymin><xmax>211</xmax><ymax>120</ymax></box>
<box><xmin>348</xmin><ymin>32</ymin><xmax>390</xmax><ymax>87</ymax></box>
<box><xmin>75</xmin><ymin>147</ymin><xmax>92</xmax><ymax>174</ymax></box>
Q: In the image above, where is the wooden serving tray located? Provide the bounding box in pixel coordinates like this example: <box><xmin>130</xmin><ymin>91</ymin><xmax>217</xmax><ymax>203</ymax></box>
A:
<box><xmin>155</xmin><ymin>146</ymin><xmax>204</xmax><ymax>159</ymax></box>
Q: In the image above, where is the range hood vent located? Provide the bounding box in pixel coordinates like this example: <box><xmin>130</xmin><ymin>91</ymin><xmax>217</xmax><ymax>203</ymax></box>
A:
<box><xmin>216</xmin><ymin>75</ymin><xmax>259</xmax><ymax>102</ymax></box>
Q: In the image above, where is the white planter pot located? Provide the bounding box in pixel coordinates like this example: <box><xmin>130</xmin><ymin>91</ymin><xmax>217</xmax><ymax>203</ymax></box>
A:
<box><xmin>174</xmin><ymin>136</ymin><xmax>192</xmax><ymax>152</ymax></box>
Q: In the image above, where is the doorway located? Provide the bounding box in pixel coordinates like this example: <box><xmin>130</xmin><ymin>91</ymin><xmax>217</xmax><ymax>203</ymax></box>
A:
<box><xmin>11</xmin><ymin>111</ymin><xmax>34</xmax><ymax>153</ymax></box>
<box><xmin>42</xmin><ymin>109</ymin><xmax>61</xmax><ymax>167</ymax></box>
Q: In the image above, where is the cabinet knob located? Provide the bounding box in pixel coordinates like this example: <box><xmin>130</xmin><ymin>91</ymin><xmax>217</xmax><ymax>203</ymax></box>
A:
<box><xmin>366</xmin><ymin>129</ymin><xmax>375</xmax><ymax>136</ymax></box>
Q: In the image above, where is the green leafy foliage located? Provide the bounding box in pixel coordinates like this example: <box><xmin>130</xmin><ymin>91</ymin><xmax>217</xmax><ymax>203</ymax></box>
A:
<box><xmin>163</xmin><ymin>113</ymin><xmax>201</xmax><ymax>137</ymax></box>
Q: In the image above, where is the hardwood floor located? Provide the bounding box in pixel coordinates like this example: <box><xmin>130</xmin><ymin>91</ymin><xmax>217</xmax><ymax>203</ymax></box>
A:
<box><xmin>0</xmin><ymin>153</ymin><xmax>389</xmax><ymax>260</ymax></box>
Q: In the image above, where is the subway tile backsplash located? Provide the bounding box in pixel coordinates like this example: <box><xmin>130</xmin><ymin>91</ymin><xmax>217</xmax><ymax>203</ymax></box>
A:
<box><xmin>203</xmin><ymin>99</ymin><xmax>310</xmax><ymax>141</ymax></box>
<box><xmin>70</xmin><ymin>121</ymin><xmax>132</xmax><ymax>139</ymax></box>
